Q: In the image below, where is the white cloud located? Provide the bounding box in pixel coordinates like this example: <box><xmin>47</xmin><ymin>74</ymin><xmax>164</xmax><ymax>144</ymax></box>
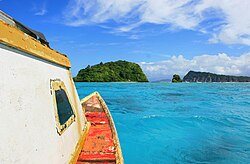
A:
<box><xmin>35</xmin><ymin>9</ymin><xmax>47</xmax><ymax>16</ymax></box>
<box><xmin>195</xmin><ymin>0</ymin><xmax>250</xmax><ymax>45</ymax></box>
<box><xmin>64</xmin><ymin>0</ymin><xmax>199</xmax><ymax>29</ymax></box>
<box><xmin>64</xmin><ymin>0</ymin><xmax>250</xmax><ymax>45</ymax></box>
<box><xmin>139</xmin><ymin>53</ymin><xmax>250</xmax><ymax>81</ymax></box>
<box><xmin>33</xmin><ymin>3</ymin><xmax>47</xmax><ymax>16</ymax></box>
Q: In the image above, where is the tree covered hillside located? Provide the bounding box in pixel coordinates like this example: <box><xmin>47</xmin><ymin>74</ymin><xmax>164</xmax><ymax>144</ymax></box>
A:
<box><xmin>183</xmin><ymin>71</ymin><xmax>250</xmax><ymax>82</ymax></box>
<box><xmin>74</xmin><ymin>60</ymin><xmax>149</xmax><ymax>82</ymax></box>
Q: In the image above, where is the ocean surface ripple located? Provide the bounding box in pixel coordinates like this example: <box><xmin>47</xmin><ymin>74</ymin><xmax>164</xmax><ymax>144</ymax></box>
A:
<box><xmin>76</xmin><ymin>82</ymin><xmax>250</xmax><ymax>164</ymax></box>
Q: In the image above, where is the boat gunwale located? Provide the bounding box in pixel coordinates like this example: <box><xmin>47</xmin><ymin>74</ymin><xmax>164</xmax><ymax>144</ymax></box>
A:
<box><xmin>0</xmin><ymin>20</ymin><xmax>71</xmax><ymax>68</ymax></box>
<box><xmin>69</xmin><ymin>122</ymin><xmax>91</xmax><ymax>164</ymax></box>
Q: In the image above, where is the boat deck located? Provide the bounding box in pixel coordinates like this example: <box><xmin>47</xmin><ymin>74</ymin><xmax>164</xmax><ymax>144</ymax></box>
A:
<box><xmin>76</xmin><ymin>95</ymin><xmax>116</xmax><ymax>164</ymax></box>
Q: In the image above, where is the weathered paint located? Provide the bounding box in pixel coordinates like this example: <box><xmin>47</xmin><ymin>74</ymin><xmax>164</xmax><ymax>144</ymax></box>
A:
<box><xmin>69</xmin><ymin>122</ymin><xmax>91</xmax><ymax>164</ymax></box>
<box><xmin>76</xmin><ymin>93</ymin><xmax>124</xmax><ymax>164</ymax></box>
<box><xmin>0</xmin><ymin>44</ymin><xmax>86</xmax><ymax>163</ymax></box>
<box><xmin>0</xmin><ymin>20</ymin><xmax>71</xmax><ymax>68</ymax></box>
<box><xmin>68</xmin><ymin>70</ymin><xmax>84</xmax><ymax>136</ymax></box>
<box><xmin>0</xmin><ymin>11</ymin><xmax>123</xmax><ymax>164</ymax></box>
<box><xmin>96</xmin><ymin>93</ymin><xmax>124</xmax><ymax>164</ymax></box>
<box><xmin>51</xmin><ymin>80</ymin><xmax>76</xmax><ymax>135</ymax></box>
<box><xmin>76</xmin><ymin>162</ymin><xmax>116</xmax><ymax>164</ymax></box>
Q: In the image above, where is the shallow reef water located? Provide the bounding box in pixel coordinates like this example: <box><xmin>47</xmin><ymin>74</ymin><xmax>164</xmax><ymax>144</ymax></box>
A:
<box><xmin>76</xmin><ymin>82</ymin><xmax>250</xmax><ymax>164</ymax></box>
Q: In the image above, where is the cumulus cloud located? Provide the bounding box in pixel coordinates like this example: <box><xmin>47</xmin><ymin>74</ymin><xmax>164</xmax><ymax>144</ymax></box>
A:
<box><xmin>195</xmin><ymin>0</ymin><xmax>250</xmax><ymax>45</ymax></box>
<box><xmin>64</xmin><ymin>0</ymin><xmax>250</xmax><ymax>45</ymax></box>
<box><xmin>139</xmin><ymin>53</ymin><xmax>250</xmax><ymax>81</ymax></box>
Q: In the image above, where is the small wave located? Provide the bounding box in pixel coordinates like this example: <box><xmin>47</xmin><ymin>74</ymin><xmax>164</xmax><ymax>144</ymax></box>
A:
<box><xmin>143</xmin><ymin>115</ymin><xmax>165</xmax><ymax>119</ymax></box>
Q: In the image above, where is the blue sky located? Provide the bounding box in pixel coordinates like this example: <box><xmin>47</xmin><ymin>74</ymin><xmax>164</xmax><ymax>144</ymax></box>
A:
<box><xmin>1</xmin><ymin>0</ymin><xmax>250</xmax><ymax>80</ymax></box>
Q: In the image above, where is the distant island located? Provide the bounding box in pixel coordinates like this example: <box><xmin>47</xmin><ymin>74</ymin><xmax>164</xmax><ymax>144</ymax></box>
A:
<box><xmin>172</xmin><ymin>74</ymin><xmax>182</xmax><ymax>83</ymax></box>
<box><xmin>183</xmin><ymin>71</ymin><xmax>250</xmax><ymax>82</ymax></box>
<box><xmin>74</xmin><ymin>60</ymin><xmax>149</xmax><ymax>82</ymax></box>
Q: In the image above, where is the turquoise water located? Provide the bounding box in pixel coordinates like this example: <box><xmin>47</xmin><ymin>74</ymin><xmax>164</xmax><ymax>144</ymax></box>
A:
<box><xmin>75</xmin><ymin>83</ymin><xmax>250</xmax><ymax>164</ymax></box>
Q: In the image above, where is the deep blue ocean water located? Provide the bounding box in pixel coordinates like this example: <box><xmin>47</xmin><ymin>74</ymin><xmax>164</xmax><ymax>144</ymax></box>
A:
<box><xmin>75</xmin><ymin>82</ymin><xmax>250</xmax><ymax>164</ymax></box>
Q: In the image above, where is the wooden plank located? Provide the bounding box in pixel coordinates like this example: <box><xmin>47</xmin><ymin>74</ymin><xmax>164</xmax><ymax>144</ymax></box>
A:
<box><xmin>77</xmin><ymin>162</ymin><xmax>115</xmax><ymax>164</ymax></box>
<box><xmin>77</xmin><ymin>94</ymin><xmax>116</xmax><ymax>162</ymax></box>
<box><xmin>0</xmin><ymin>20</ymin><xmax>71</xmax><ymax>68</ymax></box>
<box><xmin>77</xmin><ymin>92</ymin><xmax>123</xmax><ymax>164</ymax></box>
<box><xmin>78</xmin><ymin>153</ymin><xmax>116</xmax><ymax>161</ymax></box>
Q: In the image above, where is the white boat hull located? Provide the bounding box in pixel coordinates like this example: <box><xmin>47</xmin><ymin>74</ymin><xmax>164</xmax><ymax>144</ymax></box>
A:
<box><xmin>0</xmin><ymin>44</ymin><xmax>87</xmax><ymax>163</ymax></box>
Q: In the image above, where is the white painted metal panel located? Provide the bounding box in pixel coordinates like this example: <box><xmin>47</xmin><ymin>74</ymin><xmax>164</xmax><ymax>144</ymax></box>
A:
<box><xmin>0</xmin><ymin>44</ymin><xmax>86</xmax><ymax>164</ymax></box>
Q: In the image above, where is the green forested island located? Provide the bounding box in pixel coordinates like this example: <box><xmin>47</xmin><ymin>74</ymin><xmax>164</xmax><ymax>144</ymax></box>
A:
<box><xmin>183</xmin><ymin>71</ymin><xmax>250</xmax><ymax>82</ymax></box>
<box><xmin>172</xmin><ymin>74</ymin><xmax>182</xmax><ymax>83</ymax></box>
<box><xmin>74</xmin><ymin>60</ymin><xmax>149</xmax><ymax>82</ymax></box>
